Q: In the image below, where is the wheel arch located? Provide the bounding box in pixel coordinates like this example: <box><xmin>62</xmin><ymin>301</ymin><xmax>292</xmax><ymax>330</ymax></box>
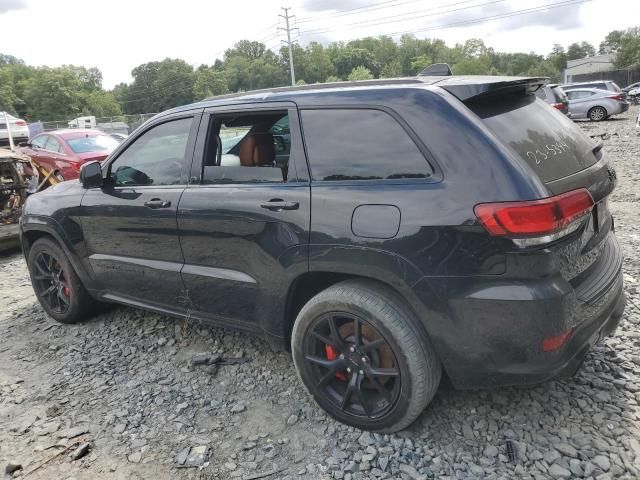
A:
<box><xmin>21</xmin><ymin>220</ymin><xmax>99</xmax><ymax>293</ymax></box>
<box><xmin>282</xmin><ymin>270</ymin><xmax>434</xmax><ymax>352</ymax></box>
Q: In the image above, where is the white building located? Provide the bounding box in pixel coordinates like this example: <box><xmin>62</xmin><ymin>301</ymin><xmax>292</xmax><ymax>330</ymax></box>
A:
<box><xmin>564</xmin><ymin>54</ymin><xmax>615</xmax><ymax>83</ymax></box>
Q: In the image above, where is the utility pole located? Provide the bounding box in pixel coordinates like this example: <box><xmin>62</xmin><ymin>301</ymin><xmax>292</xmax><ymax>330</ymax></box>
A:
<box><xmin>279</xmin><ymin>7</ymin><xmax>297</xmax><ymax>86</ymax></box>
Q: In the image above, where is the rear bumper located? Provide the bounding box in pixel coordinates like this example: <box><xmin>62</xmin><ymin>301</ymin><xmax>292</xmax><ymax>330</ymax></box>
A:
<box><xmin>414</xmin><ymin>235</ymin><xmax>625</xmax><ymax>389</ymax></box>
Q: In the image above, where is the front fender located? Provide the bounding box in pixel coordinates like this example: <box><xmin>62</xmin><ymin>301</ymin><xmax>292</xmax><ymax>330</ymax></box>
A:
<box><xmin>20</xmin><ymin>215</ymin><xmax>100</xmax><ymax>293</ymax></box>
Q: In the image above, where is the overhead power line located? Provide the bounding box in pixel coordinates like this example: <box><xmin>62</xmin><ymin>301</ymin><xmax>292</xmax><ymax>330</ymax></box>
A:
<box><xmin>302</xmin><ymin>0</ymin><xmax>592</xmax><ymax>37</ymax></box>
<box><xmin>301</xmin><ymin>0</ymin><xmax>510</xmax><ymax>35</ymax></box>
<box><xmin>296</xmin><ymin>0</ymin><xmax>483</xmax><ymax>24</ymax></box>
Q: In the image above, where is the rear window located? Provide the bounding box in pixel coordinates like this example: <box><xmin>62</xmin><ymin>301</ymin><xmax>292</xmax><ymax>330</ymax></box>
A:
<box><xmin>469</xmin><ymin>95</ymin><xmax>597</xmax><ymax>183</ymax></box>
<box><xmin>67</xmin><ymin>134</ymin><xmax>118</xmax><ymax>153</ymax></box>
<box><xmin>301</xmin><ymin>109</ymin><xmax>431</xmax><ymax>181</ymax></box>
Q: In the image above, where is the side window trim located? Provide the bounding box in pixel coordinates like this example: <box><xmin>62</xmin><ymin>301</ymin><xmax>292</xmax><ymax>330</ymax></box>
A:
<box><xmin>189</xmin><ymin>103</ymin><xmax>305</xmax><ymax>186</ymax></box>
<box><xmin>298</xmin><ymin>105</ymin><xmax>441</xmax><ymax>184</ymax></box>
<box><xmin>104</xmin><ymin>112</ymin><xmax>202</xmax><ymax>187</ymax></box>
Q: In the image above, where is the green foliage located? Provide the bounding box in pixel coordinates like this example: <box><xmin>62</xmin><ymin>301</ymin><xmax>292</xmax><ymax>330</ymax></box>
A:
<box><xmin>612</xmin><ymin>27</ymin><xmax>640</xmax><ymax>68</ymax></box>
<box><xmin>347</xmin><ymin>66</ymin><xmax>374</xmax><ymax>81</ymax></box>
<box><xmin>566</xmin><ymin>41</ymin><xmax>596</xmax><ymax>60</ymax></box>
<box><xmin>2</xmin><ymin>27</ymin><xmax>639</xmax><ymax>120</ymax></box>
<box><xmin>193</xmin><ymin>67</ymin><xmax>229</xmax><ymax>100</ymax></box>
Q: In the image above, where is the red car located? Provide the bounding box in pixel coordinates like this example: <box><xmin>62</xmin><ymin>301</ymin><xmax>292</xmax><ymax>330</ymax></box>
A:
<box><xmin>19</xmin><ymin>129</ymin><xmax>119</xmax><ymax>181</ymax></box>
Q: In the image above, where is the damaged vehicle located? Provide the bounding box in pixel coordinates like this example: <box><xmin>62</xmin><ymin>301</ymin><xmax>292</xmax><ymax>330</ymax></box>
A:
<box><xmin>20</xmin><ymin>75</ymin><xmax>625</xmax><ymax>432</ymax></box>
<box><xmin>0</xmin><ymin>148</ymin><xmax>33</xmax><ymax>249</ymax></box>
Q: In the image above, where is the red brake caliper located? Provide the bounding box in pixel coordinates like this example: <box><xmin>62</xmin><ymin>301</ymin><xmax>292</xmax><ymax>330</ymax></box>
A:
<box><xmin>325</xmin><ymin>345</ymin><xmax>347</xmax><ymax>381</ymax></box>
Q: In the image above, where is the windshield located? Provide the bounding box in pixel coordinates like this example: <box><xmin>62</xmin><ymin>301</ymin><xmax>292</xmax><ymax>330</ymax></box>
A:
<box><xmin>67</xmin><ymin>134</ymin><xmax>118</xmax><ymax>153</ymax></box>
<box><xmin>469</xmin><ymin>95</ymin><xmax>597</xmax><ymax>183</ymax></box>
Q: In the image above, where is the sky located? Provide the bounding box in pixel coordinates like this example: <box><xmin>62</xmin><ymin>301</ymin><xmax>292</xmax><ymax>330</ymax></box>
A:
<box><xmin>1</xmin><ymin>0</ymin><xmax>639</xmax><ymax>89</ymax></box>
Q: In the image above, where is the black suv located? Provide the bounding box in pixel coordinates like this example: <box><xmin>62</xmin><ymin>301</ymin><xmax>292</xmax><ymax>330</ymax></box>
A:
<box><xmin>20</xmin><ymin>76</ymin><xmax>625</xmax><ymax>432</ymax></box>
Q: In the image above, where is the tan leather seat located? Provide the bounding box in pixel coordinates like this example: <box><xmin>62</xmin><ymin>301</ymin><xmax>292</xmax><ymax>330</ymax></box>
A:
<box><xmin>239</xmin><ymin>133</ymin><xmax>275</xmax><ymax>167</ymax></box>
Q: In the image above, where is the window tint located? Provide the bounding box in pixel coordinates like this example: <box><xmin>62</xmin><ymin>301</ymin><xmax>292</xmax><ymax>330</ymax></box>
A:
<box><xmin>301</xmin><ymin>109</ymin><xmax>431</xmax><ymax>181</ymax></box>
<box><xmin>469</xmin><ymin>95</ymin><xmax>597</xmax><ymax>183</ymax></box>
<box><xmin>67</xmin><ymin>134</ymin><xmax>118</xmax><ymax>153</ymax></box>
<box><xmin>31</xmin><ymin>135</ymin><xmax>47</xmax><ymax>148</ymax></box>
<box><xmin>45</xmin><ymin>136</ymin><xmax>62</xmax><ymax>153</ymax></box>
<box><xmin>535</xmin><ymin>88</ymin><xmax>548</xmax><ymax>100</ymax></box>
<box><xmin>201</xmin><ymin>112</ymin><xmax>291</xmax><ymax>184</ymax></box>
<box><xmin>109</xmin><ymin>117</ymin><xmax>192</xmax><ymax>187</ymax></box>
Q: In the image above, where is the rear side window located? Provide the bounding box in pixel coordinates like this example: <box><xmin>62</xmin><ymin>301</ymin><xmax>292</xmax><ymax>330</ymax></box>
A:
<box><xmin>301</xmin><ymin>109</ymin><xmax>431</xmax><ymax>181</ymax></box>
<box><xmin>469</xmin><ymin>95</ymin><xmax>597</xmax><ymax>183</ymax></box>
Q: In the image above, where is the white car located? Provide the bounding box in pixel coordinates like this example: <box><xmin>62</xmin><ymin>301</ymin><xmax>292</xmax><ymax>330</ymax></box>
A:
<box><xmin>0</xmin><ymin>112</ymin><xmax>30</xmax><ymax>146</ymax></box>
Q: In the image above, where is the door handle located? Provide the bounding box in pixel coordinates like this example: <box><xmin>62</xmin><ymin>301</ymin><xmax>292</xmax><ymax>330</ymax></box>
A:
<box><xmin>260</xmin><ymin>199</ymin><xmax>299</xmax><ymax>211</ymax></box>
<box><xmin>144</xmin><ymin>198</ymin><xmax>171</xmax><ymax>209</ymax></box>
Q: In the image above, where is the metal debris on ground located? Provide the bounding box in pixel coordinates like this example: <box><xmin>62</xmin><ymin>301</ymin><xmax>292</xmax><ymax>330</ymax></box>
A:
<box><xmin>505</xmin><ymin>439</ymin><xmax>516</xmax><ymax>463</ymax></box>
<box><xmin>175</xmin><ymin>445</ymin><xmax>209</xmax><ymax>468</ymax></box>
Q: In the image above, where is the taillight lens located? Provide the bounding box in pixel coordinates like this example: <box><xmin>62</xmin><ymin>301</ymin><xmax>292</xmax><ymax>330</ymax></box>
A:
<box><xmin>608</xmin><ymin>94</ymin><xmax>625</xmax><ymax>101</ymax></box>
<box><xmin>474</xmin><ymin>189</ymin><xmax>594</xmax><ymax>246</ymax></box>
<box><xmin>15</xmin><ymin>120</ymin><xmax>27</xmax><ymax>126</ymax></box>
<box><xmin>551</xmin><ymin>102</ymin><xmax>565</xmax><ymax>110</ymax></box>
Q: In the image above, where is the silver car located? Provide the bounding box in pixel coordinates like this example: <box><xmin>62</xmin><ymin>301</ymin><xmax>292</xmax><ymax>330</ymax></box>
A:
<box><xmin>0</xmin><ymin>112</ymin><xmax>30</xmax><ymax>146</ymax></box>
<box><xmin>565</xmin><ymin>88</ymin><xmax>630</xmax><ymax>121</ymax></box>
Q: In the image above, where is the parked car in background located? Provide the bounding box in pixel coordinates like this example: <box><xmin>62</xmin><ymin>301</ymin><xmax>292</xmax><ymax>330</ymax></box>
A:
<box><xmin>20</xmin><ymin>75</ymin><xmax>625</xmax><ymax>432</ymax></box>
<box><xmin>535</xmin><ymin>84</ymin><xmax>569</xmax><ymax>115</ymax></box>
<box><xmin>0</xmin><ymin>112</ymin><xmax>30</xmax><ymax>146</ymax></box>
<box><xmin>562</xmin><ymin>80</ymin><xmax>623</xmax><ymax>95</ymax></box>
<box><xmin>18</xmin><ymin>129</ymin><xmax>118</xmax><ymax>181</ymax></box>
<box><xmin>565</xmin><ymin>88</ymin><xmax>629</xmax><ymax>121</ymax></box>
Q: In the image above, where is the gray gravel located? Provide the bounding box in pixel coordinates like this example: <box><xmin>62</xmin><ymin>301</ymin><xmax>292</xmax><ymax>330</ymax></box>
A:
<box><xmin>1</xmin><ymin>107</ymin><xmax>640</xmax><ymax>479</ymax></box>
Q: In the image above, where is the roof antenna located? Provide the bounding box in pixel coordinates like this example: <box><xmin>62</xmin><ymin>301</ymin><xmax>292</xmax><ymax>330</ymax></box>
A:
<box><xmin>418</xmin><ymin>63</ymin><xmax>452</xmax><ymax>76</ymax></box>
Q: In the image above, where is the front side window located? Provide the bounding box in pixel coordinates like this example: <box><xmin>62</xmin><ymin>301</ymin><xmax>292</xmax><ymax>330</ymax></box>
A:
<box><xmin>301</xmin><ymin>109</ymin><xmax>431</xmax><ymax>181</ymax></box>
<box><xmin>201</xmin><ymin>111</ymin><xmax>291</xmax><ymax>184</ymax></box>
<box><xmin>109</xmin><ymin>117</ymin><xmax>192</xmax><ymax>187</ymax></box>
<box><xmin>31</xmin><ymin>135</ymin><xmax>47</xmax><ymax>148</ymax></box>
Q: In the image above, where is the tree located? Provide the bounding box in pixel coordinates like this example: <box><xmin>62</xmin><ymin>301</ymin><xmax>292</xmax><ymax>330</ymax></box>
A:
<box><xmin>599</xmin><ymin>30</ymin><xmax>624</xmax><ymax>54</ymax></box>
<box><xmin>333</xmin><ymin>48</ymin><xmax>380</xmax><ymax>78</ymax></box>
<box><xmin>347</xmin><ymin>66</ymin><xmax>373</xmax><ymax>81</ymax></box>
<box><xmin>566</xmin><ymin>41</ymin><xmax>596</xmax><ymax>60</ymax></box>
<box><xmin>547</xmin><ymin>44</ymin><xmax>567</xmax><ymax>71</ymax></box>
<box><xmin>82</xmin><ymin>90</ymin><xmax>122</xmax><ymax>117</ymax></box>
<box><xmin>193</xmin><ymin>67</ymin><xmax>229</xmax><ymax>99</ymax></box>
<box><xmin>325</xmin><ymin>75</ymin><xmax>342</xmax><ymax>83</ymax></box>
<box><xmin>612</xmin><ymin>27</ymin><xmax>640</xmax><ymax>68</ymax></box>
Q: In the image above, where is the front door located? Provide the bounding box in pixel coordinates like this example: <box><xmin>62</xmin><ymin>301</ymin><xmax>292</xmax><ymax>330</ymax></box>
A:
<box><xmin>177</xmin><ymin>105</ymin><xmax>310</xmax><ymax>333</ymax></box>
<box><xmin>79</xmin><ymin>113</ymin><xmax>201</xmax><ymax>310</ymax></box>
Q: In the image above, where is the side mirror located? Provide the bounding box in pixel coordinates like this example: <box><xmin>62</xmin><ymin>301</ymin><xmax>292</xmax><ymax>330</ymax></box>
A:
<box><xmin>18</xmin><ymin>141</ymin><xmax>31</xmax><ymax>148</ymax></box>
<box><xmin>80</xmin><ymin>161</ymin><xmax>103</xmax><ymax>189</ymax></box>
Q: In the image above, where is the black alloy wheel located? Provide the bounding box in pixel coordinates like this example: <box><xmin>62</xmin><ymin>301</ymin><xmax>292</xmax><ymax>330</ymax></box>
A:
<box><xmin>27</xmin><ymin>237</ymin><xmax>97</xmax><ymax>324</ymax></box>
<box><xmin>32</xmin><ymin>251</ymin><xmax>71</xmax><ymax>315</ymax></box>
<box><xmin>303</xmin><ymin>312</ymin><xmax>401</xmax><ymax>419</ymax></box>
<box><xmin>292</xmin><ymin>280</ymin><xmax>441</xmax><ymax>432</ymax></box>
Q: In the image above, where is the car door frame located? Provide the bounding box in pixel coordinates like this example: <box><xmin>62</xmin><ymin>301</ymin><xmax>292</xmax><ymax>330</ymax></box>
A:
<box><xmin>179</xmin><ymin>100</ymin><xmax>311</xmax><ymax>339</ymax></box>
<box><xmin>78</xmin><ymin>108</ymin><xmax>203</xmax><ymax>312</ymax></box>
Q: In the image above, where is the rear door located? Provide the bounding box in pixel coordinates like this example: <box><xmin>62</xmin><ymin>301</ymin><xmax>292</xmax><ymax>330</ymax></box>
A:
<box><xmin>566</xmin><ymin>90</ymin><xmax>592</xmax><ymax>118</ymax></box>
<box><xmin>177</xmin><ymin>103</ymin><xmax>310</xmax><ymax>331</ymax></box>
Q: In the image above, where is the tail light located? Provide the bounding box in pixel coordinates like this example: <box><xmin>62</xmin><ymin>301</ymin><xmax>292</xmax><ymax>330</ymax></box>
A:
<box><xmin>474</xmin><ymin>188</ymin><xmax>594</xmax><ymax>247</ymax></box>
<box><xmin>15</xmin><ymin>120</ymin><xmax>27</xmax><ymax>126</ymax></box>
<box><xmin>551</xmin><ymin>102</ymin><xmax>566</xmax><ymax>110</ymax></box>
<box><xmin>608</xmin><ymin>94</ymin><xmax>625</xmax><ymax>101</ymax></box>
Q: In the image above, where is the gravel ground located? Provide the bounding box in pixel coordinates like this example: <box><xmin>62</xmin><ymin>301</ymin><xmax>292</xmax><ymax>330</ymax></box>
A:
<box><xmin>1</xmin><ymin>108</ymin><xmax>640</xmax><ymax>480</ymax></box>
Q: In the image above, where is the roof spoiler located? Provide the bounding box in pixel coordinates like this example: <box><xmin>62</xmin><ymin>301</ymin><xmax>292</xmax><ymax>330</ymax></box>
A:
<box><xmin>433</xmin><ymin>76</ymin><xmax>548</xmax><ymax>102</ymax></box>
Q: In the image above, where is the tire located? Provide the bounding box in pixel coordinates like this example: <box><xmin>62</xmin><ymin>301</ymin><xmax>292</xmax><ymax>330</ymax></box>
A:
<box><xmin>588</xmin><ymin>106</ymin><xmax>607</xmax><ymax>121</ymax></box>
<box><xmin>291</xmin><ymin>280</ymin><xmax>441</xmax><ymax>432</ymax></box>
<box><xmin>27</xmin><ymin>237</ymin><xmax>96</xmax><ymax>324</ymax></box>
